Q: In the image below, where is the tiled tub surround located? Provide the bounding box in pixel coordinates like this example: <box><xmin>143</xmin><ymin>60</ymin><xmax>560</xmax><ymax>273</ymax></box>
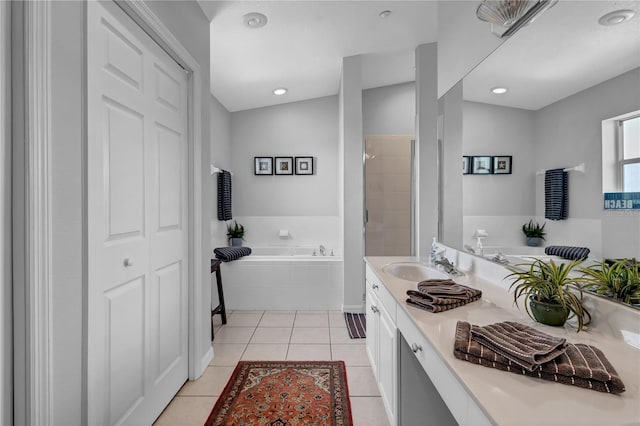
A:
<box><xmin>463</xmin><ymin>216</ymin><xmax>605</xmax><ymax>260</ymax></box>
<box><xmin>218</xmin><ymin>216</ymin><xmax>341</xmax><ymax>251</ymax></box>
<box><xmin>221</xmin><ymin>254</ymin><xmax>343</xmax><ymax>311</ymax></box>
<box><xmin>365</xmin><ymin>249</ymin><xmax>640</xmax><ymax>425</ymax></box>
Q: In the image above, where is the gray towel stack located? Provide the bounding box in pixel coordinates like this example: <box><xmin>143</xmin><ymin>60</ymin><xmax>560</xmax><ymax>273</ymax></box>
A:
<box><xmin>454</xmin><ymin>321</ymin><xmax>626</xmax><ymax>394</ymax></box>
<box><xmin>217</xmin><ymin>170</ymin><xmax>232</xmax><ymax>221</ymax></box>
<box><xmin>406</xmin><ymin>279</ymin><xmax>482</xmax><ymax>313</ymax></box>
<box><xmin>545</xmin><ymin>168</ymin><xmax>568</xmax><ymax>220</ymax></box>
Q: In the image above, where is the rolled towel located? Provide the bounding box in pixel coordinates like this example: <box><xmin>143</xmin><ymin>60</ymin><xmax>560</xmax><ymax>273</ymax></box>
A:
<box><xmin>469</xmin><ymin>321</ymin><xmax>567</xmax><ymax>371</ymax></box>
<box><xmin>545</xmin><ymin>245</ymin><xmax>590</xmax><ymax>261</ymax></box>
<box><xmin>454</xmin><ymin>321</ymin><xmax>625</xmax><ymax>394</ymax></box>
<box><xmin>214</xmin><ymin>246</ymin><xmax>252</xmax><ymax>262</ymax></box>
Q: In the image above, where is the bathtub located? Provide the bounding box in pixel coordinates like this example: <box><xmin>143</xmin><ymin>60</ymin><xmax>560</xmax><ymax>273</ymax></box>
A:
<box><xmin>217</xmin><ymin>246</ymin><xmax>344</xmax><ymax>310</ymax></box>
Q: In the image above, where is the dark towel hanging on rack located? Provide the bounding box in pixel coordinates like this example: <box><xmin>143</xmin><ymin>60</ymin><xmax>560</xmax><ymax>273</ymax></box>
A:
<box><xmin>545</xmin><ymin>168</ymin><xmax>568</xmax><ymax>220</ymax></box>
<box><xmin>217</xmin><ymin>170</ymin><xmax>232</xmax><ymax>221</ymax></box>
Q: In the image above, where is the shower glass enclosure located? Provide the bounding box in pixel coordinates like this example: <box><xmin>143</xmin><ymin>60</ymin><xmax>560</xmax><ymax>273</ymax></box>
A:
<box><xmin>364</xmin><ymin>135</ymin><xmax>416</xmax><ymax>256</ymax></box>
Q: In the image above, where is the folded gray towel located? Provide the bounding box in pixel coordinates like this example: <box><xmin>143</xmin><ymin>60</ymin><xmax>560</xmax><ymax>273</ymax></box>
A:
<box><xmin>214</xmin><ymin>246</ymin><xmax>252</xmax><ymax>262</ymax></box>
<box><xmin>470</xmin><ymin>321</ymin><xmax>567</xmax><ymax>371</ymax></box>
<box><xmin>454</xmin><ymin>321</ymin><xmax>625</xmax><ymax>394</ymax></box>
<box><xmin>545</xmin><ymin>245</ymin><xmax>590</xmax><ymax>261</ymax></box>
<box><xmin>406</xmin><ymin>279</ymin><xmax>482</xmax><ymax>313</ymax></box>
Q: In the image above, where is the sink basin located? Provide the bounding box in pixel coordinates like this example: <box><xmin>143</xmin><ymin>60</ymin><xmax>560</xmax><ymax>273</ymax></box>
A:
<box><xmin>382</xmin><ymin>262</ymin><xmax>449</xmax><ymax>282</ymax></box>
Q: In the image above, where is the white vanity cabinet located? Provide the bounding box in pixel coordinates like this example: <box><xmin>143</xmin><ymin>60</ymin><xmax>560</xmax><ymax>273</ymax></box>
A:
<box><xmin>365</xmin><ymin>262</ymin><xmax>490</xmax><ymax>426</ymax></box>
<box><xmin>365</xmin><ymin>265</ymin><xmax>397</xmax><ymax>425</ymax></box>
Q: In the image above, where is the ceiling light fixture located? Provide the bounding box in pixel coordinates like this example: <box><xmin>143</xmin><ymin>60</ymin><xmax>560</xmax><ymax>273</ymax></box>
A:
<box><xmin>379</xmin><ymin>10</ymin><xmax>392</xmax><ymax>19</ymax></box>
<box><xmin>491</xmin><ymin>87</ymin><xmax>508</xmax><ymax>94</ymax></box>
<box><xmin>598</xmin><ymin>9</ymin><xmax>636</xmax><ymax>26</ymax></box>
<box><xmin>273</xmin><ymin>88</ymin><xmax>288</xmax><ymax>96</ymax></box>
<box><xmin>476</xmin><ymin>0</ymin><xmax>558</xmax><ymax>38</ymax></box>
<box><xmin>243</xmin><ymin>12</ymin><xmax>268</xmax><ymax>29</ymax></box>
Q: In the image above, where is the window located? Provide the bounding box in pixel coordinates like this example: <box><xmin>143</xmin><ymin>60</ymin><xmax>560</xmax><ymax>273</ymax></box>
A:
<box><xmin>619</xmin><ymin>115</ymin><xmax>640</xmax><ymax>192</ymax></box>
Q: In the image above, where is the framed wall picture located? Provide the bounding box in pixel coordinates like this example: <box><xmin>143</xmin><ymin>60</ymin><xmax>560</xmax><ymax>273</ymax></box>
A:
<box><xmin>493</xmin><ymin>156</ymin><xmax>512</xmax><ymax>174</ymax></box>
<box><xmin>254</xmin><ymin>157</ymin><xmax>273</xmax><ymax>175</ymax></box>
<box><xmin>275</xmin><ymin>157</ymin><xmax>294</xmax><ymax>175</ymax></box>
<box><xmin>471</xmin><ymin>156</ymin><xmax>492</xmax><ymax>174</ymax></box>
<box><xmin>462</xmin><ymin>156</ymin><xmax>471</xmax><ymax>175</ymax></box>
<box><xmin>295</xmin><ymin>157</ymin><xmax>314</xmax><ymax>175</ymax></box>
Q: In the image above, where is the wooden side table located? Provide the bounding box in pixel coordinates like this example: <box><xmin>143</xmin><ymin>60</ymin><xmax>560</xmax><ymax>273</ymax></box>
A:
<box><xmin>211</xmin><ymin>259</ymin><xmax>227</xmax><ymax>340</ymax></box>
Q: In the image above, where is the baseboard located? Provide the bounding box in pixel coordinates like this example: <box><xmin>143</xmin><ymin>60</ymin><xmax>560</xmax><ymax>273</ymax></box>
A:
<box><xmin>341</xmin><ymin>304</ymin><xmax>364</xmax><ymax>313</ymax></box>
<box><xmin>198</xmin><ymin>346</ymin><xmax>213</xmax><ymax>379</ymax></box>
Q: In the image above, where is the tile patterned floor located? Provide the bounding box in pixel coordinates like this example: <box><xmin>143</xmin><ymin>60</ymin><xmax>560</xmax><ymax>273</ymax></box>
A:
<box><xmin>154</xmin><ymin>310</ymin><xmax>389</xmax><ymax>426</ymax></box>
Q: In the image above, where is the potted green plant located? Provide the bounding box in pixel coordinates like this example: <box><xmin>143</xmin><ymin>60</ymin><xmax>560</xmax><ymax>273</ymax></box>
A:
<box><xmin>226</xmin><ymin>221</ymin><xmax>245</xmax><ymax>247</ymax></box>
<box><xmin>522</xmin><ymin>219</ymin><xmax>546</xmax><ymax>247</ymax></box>
<box><xmin>506</xmin><ymin>258</ymin><xmax>591</xmax><ymax>332</ymax></box>
<box><xmin>581</xmin><ymin>259</ymin><xmax>640</xmax><ymax>305</ymax></box>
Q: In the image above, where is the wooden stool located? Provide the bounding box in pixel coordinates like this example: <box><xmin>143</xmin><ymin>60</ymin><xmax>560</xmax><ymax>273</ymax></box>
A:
<box><xmin>211</xmin><ymin>259</ymin><xmax>227</xmax><ymax>340</ymax></box>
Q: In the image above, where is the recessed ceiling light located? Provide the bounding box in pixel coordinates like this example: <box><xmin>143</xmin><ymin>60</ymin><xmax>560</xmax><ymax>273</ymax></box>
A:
<box><xmin>273</xmin><ymin>88</ymin><xmax>288</xmax><ymax>96</ymax></box>
<box><xmin>491</xmin><ymin>87</ymin><xmax>508</xmax><ymax>94</ymax></box>
<box><xmin>243</xmin><ymin>12</ymin><xmax>268</xmax><ymax>29</ymax></box>
<box><xmin>598</xmin><ymin>9</ymin><xmax>635</xmax><ymax>26</ymax></box>
<box><xmin>379</xmin><ymin>10</ymin><xmax>392</xmax><ymax>19</ymax></box>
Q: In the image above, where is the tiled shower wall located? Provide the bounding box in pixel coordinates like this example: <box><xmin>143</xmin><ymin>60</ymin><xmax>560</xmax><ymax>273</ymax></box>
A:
<box><xmin>365</xmin><ymin>136</ymin><xmax>413</xmax><ymax>256</ymax></box>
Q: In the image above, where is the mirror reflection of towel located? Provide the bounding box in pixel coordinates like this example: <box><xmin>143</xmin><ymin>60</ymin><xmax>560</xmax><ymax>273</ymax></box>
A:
<box><xmin>545</xmin><ymin>168</ymin><xmax>568</xmax><ymax>220</ymax></box>
<box><xmin>217</xmin><ymin>170</ymin><xmax>232</xmax><ymax>221</ymax></box>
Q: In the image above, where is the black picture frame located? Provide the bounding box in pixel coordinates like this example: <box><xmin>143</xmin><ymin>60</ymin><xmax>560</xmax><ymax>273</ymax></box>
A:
<box><xmin>254</xmin><ymin>157</ymin><xmax>273</xmax><ymax>175</ymax></box>
<box><xmin>492</xmin><ymin>156</ymin><xmax>513</xmax><ymax>174</ymax></box>
<box><xmin>462</xmin><ymin>156</ymin><xmax>471</xmax><ymax>175</ymax></box>
<box><xmin>274</xmin><ymin>157</ymin><xmax>294</xmax><ymax>175</ymax></box>
<box><xmin>471</xmin><ymin>156</ymin><xmax>492</xmax><ymax>174</ymax></box>
<box><xmin>295</xmin><ymin>157</ymin><xmax>314</xmax><ymax>175</ymax></box>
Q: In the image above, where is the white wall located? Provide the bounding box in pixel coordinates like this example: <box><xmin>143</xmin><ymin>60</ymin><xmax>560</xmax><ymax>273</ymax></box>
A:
<box><xmin>363</xmin><ymin>82</ymin><xmax>415</xmax><ymax>135</ymax></box>
<box><xmin>461</xmin><ymin>101</ymin><xmax>537</xmax><ymax>248</ymax></box>
<box><xmin>340</xmin><ymin>55</ymin><xmax>365</xmax><ymax>310</ymax></box>
<box><xmin>210</xmin><ymin>94</ymin><xmax>232</xmax><ymax>249</ymax></box>
<box><xmin>534</xmin><ymin>68</ymin><xmax>640</xmax><ymax>259</ymax></box>
<box><xmin>230</xmin><ymin>96</ymin><xmax>339</xmax><ymax>217</ymax></box>
<box><xmin>415</xmin><ymin>43</ymin><xmax>439</xmax><ymax>255</ymax></box>
<box><xmin>0</xmin><ymin>1</ymin><xmax>12</xmax><ymax>424</ymax></box>
<box><xmin>441</xmin><ymin>82</ymin><xmax>463</xmax><ymax>248</ymax></box>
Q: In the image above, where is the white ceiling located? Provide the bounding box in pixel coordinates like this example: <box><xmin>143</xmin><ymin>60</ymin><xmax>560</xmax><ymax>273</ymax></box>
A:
<box><xmin>199</xmin><ymin>1</ymin><xmax>640</xmax><ymax>113</ymax></box>
<box><xmin>199</xmin><ymin>1</ymin><xmax>437</xmax><ymax>112</ymax></box>
<box><xmin>463</xmin><ymin>0</ymin><xmax>640</xmax><ymax>110</ymax></box>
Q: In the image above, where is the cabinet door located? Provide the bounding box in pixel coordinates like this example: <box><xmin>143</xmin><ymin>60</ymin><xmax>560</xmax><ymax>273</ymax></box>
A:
<box><xmin>378</xmin><ymin>303</ymin><xmax>397</xmax><ymax>425</ymax></box>
<box><xmin>365</xmin><ymin>285</ymin><xmax>380</xmax><ymax>379</ymax></box>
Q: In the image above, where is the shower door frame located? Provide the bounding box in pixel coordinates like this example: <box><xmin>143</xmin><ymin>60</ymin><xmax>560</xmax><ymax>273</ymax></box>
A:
<box><xmin>363</xmin><ymin>135</ymin><xmax>417</xmax><ymax>257</ymax></box>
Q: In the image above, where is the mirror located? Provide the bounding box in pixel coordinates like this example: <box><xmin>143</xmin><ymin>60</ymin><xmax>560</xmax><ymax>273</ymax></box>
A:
<box><xmin>453</xmin><ymin>1</ymin><xmax>640</xmax><ymax>265</ymax></box>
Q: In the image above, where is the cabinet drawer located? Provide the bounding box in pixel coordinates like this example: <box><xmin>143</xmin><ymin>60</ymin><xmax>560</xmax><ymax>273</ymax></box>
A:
<box><xmin>365</xmin><ymin>264</ymin><xmax>396</xmax><ymax>320</ymax></box>
<box><xmin>397</xmin><ymin>308</ymin><xmax>491</xmax><ymax>426</ymax></box>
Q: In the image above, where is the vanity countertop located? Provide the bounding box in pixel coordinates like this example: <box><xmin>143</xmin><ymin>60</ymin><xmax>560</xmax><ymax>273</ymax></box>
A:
<box><xmin>364</xmin><ymin>256</ymin><xmax>640</xmax><ymax>426</ymax></box>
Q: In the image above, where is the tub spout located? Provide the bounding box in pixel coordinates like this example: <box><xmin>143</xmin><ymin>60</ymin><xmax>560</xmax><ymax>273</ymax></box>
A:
<box><xmin>319</xmin><ymin>245</ymin><xmax>326</xmax><ymax>256</ymax></box>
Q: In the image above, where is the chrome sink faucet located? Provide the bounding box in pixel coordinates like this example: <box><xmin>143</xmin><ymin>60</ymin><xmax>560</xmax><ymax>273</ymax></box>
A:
<box><xmin>434</xmin><ymin>254</ymin><xmax>463</xmax><ymax>276</ymax></box>
<box><xmin>319</xmin><ymin>244</ymin><xmax>326</xmax><ymax>256</ymax></box>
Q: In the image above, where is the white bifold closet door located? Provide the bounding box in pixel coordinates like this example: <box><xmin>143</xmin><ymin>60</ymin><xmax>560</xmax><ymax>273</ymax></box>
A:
<box><xmin>87</xmin><ymin>1</ymin><xmax>189</xmax><ymax>424</ymax></box>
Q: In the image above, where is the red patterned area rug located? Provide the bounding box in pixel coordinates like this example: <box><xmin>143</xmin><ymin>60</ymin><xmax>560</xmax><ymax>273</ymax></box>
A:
<box><xmin>204</xmin><ymin>361</ymin><xmax>353</xmax><ymax>426</ymax></box>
